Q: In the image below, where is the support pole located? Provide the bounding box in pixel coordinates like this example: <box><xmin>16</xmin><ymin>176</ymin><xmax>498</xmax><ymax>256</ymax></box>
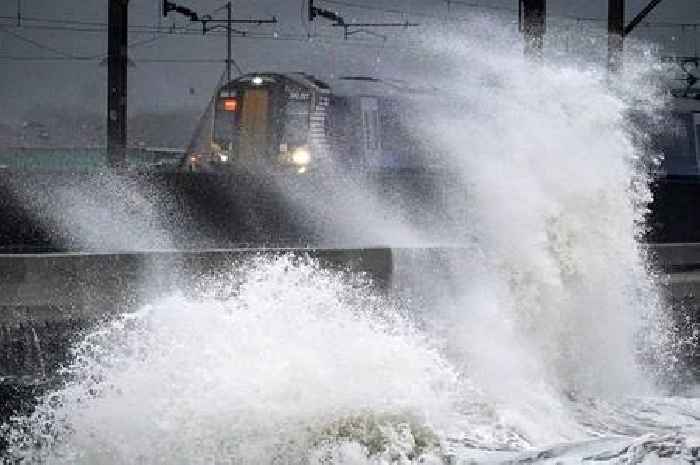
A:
<box><xmin>107</xmin><ymin>0</ymin><xmax>128</xmax><ymax>170</ymax></box>
<box><xmin>226</xmin><ymin>1</ymin><xmax>232</xmax><ymax>83</ymax></box>
<box><xmin>520</xmin><ymin>0</ymin><xmax>546</xmax><ymax>59</ymax></box>
<box><xmin>608</xmin><ymin>0</ymin><xmax>624</xmax><ymax>73</ymax></box>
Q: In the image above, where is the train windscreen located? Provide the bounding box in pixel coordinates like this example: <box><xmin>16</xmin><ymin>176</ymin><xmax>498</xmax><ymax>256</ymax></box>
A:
<box><xmin>284</xmin><ymin>100</ymin><xmax>310</xmax><ymax>148</ymax></box>
<box><xmin>213</xmin><ymin>96</ymin><xmax>239</xmax><ymax>150</ymax></box>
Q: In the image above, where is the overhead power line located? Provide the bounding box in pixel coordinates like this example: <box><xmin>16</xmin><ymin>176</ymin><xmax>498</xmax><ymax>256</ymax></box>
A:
<box><xmin>1</xmin><ymin>11</ymin><xmax>699</xmax><ymax>33</ymax></box>
<box><xmin>0</xmin><ymin>22</ymin><xmax>176</xmax><ymax>60</ymax></box>
<box><xmin>318</xmin><ymin>0</ymin><xmax>421</xmax><ymax>17</ymax></box>
<box><xmin>0</xmin><ymin>14</ymin><xmax>105</xmax><ymax>27</ymax></box>
<box><xmin>446</xmin><ymin>0</ymin><xmax>516</xmax><ymax>12</ymax></box>
<box><xmin>318</xmin><ymin>0</ymin><xmax>504</xmax><ymax>21</ymax></box>
<box><xmin>5</xmin><ymin>53</ymin><xmax>694</xmax><ymax>64</ymax></box>
<box><xmin>0</xmin><ymin>23</ymin><xmax>79</xmax><ymax>58</ymax></box>
<box><xmin>316</xmin><ymin>1</ymin><xmax>700</xmax><ymax>30</ymax></box>
<box><xmin>0</xmin><ymin>16</ymin><xmax>425</xmax><ymax>46</ymax></box>
<box><xmin>0</xmin><ymin>1</ymin><xmax>234</xmax><ymax>62</ymax></box>
<box><xmin>0</xmin><ymin>27</ymin><xmax>426</xmax><ymax>65</ymax></box>
<box><xmin>0</xmin><ymin>26</ymin><xmax>433</xmax><ymax>65</ymax></box>
<box><xmin>0</xmin><ymin>6</ymin><xmax>697</xmax><ymax>62</ymax></box>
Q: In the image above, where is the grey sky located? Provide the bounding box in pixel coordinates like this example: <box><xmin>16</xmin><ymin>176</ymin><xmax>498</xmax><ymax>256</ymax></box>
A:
<box><xmin>0</xmin><ymin>0</ymin><xmax>698</xmax><ymax>119</ymax></box>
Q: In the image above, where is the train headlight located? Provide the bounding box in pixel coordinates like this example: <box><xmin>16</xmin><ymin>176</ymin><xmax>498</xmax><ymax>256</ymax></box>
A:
<box><xmin>291</xmin><ymin>147</ymin><xmax>311</xmax><ymax>166</ymax></box>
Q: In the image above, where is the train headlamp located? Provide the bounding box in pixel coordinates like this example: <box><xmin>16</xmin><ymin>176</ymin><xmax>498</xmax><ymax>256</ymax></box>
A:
<box><xmin>291</xmin><ymin>147</ymin><xmax>311</xmax><ymax>166</ymax></box>
<box><xmin>252</xmin><ymin>76</ymin><xmax>264</xmax><ymax>86</ymax></box>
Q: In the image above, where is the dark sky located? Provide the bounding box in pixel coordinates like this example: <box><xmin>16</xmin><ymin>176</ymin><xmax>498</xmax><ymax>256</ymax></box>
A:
<box><xmin>0</xmin><ymin>0</ymin><xmax>698</xmax><ymax>119</ymax></box>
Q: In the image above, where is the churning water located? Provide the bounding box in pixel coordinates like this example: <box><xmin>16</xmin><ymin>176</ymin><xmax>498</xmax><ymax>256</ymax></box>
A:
<box><xmin>3</xmin><ymin>16</ymin><xmax>700</xmax><ymax>465</ymax></box>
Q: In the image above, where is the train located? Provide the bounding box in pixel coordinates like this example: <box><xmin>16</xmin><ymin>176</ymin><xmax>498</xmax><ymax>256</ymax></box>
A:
<box><xmin>182</xmin><ymin>72</ymin><xmax>427</xmax><ymax>174</ymax></box>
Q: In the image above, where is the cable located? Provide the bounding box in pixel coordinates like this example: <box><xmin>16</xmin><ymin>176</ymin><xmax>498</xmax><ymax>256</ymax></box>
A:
<box><xmin>0</xmin><ymin>14</ymin><xmax>106</xmax><ymax>27</ymax></box>
<box><xmin>2</xmin><ymin>10</ymin><xmax>700</xmax><ymax>29</ymax></box>
<box><xmin>2</xmin><ymin>11</ymin><xmax>698</xmax><ymax>36</ymax></box>
<box><xmin>125</xmin><ymin>35</ymin><xmax>163</xmax><ymax>52</ymax></box>
<box><xmin>0</xmin><ymin>55</ymin><xmax>94</xmax><ymax>62</ymax></box>
<box><xmin>318</xmin><ymin>0</ymin><xmax>458</xmax><ymax>21</ymax></box>
<box><xmin>0</xmin><ymin>56</ymin><xmax>227</xmax><ymax>63</ymax></box>
<box><xmin>323</xmin><ymin>0</ymin><xmax>513</xmax><ymax>20</ymax></box>
<box><xmin>0</xmin><ymin>21</ymin><xmax>408</xmax><ymax>46</ymax></box>
<box><xmin>0</xmin><ymin>23</ymin><xmax>79</xmax><ymax>58</ymax></box>
<box><xmin>317</xmin><ymin>1</ymin><xmax>700</xmax><ymax>29</ymax></box>
<box><xmin>0</xmin><ymin>22</ymin><xmax>425</xmax><ymax>64</ymax></box>
<box><xmin>2</xmin><ymin>19</ymin><xmax>697</xmax><ymax>49</ymax></box>
<box><xmin>445</xmin><ymin>0</ymin><xmax>515</xmax><ymax>12</ymax></box>
<box><xmin>0</xmin><ymin>28</ymin><xmax>430</xmax><ymax>65</ymax></box>
<box><xmin>0</xmin><ymin>8</ymin><xmax>695</xmax><ymax>59</ymax></box>
<box><xmin>0</xmin><ymin>23</ymin><xmax>151</xmax><ymax>61</ymax></box>
<box><xmin>637</xmin><ymin>22</ymin><xmax>700</xmax><ymax>28</ymax></box>
<box><xmin>317</xmin><ymin>0</ymin><xmax>545</xmax><ymax>23</ymax></box>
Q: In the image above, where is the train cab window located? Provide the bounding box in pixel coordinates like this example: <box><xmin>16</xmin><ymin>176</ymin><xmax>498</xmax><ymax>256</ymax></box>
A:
<box><xmin>213</xmin><ymin>98</ymin><xmax>239</xmax><ymax>149</ymax></box>
<box><xmin>285</xmin><ymin>100</ymin><xmax>310</xmax><ymax>147</ymax></box>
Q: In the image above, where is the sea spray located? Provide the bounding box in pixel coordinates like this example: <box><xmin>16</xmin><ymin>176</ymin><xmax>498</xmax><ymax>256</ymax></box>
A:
<box><xmin>2</xmin><ymin>13</ymin><xmax>698</xmax><ymax>465</ymax></box>
<box><xmin>381</xmin><ymin>23</ymin><xmax>686</xmax><ymax>443</ymax></box>
<box><xmin>3</xmin><ymin>257</ymin><xmax>468</xmax><ymax>464</ymax></box>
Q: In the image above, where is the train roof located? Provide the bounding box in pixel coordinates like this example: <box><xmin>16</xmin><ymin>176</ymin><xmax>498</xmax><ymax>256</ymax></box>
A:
<box><xmin>331</xmin><ymin>76</ymin><xmax>439</xmax><ymax>98</ymax></box>
<box><xmin>220</xmin><ymin>72</ymin><xmax>330</xmax><ymax>92</ymax></box>
<box><xmin>219</xmin><ymin>72</ymin><xmax>438</xmax><ymax>98</ymax></box>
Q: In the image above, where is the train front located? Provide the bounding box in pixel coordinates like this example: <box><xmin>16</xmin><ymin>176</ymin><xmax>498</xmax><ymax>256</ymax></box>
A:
<box><xmin>185</xmin><ymin>73</ymin><xmax>330</xmax><ymax>175</ymax></box>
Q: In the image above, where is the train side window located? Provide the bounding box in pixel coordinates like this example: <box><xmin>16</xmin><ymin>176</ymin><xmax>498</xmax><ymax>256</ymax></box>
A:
<box><xmin>362</xmin><ymin>111</ymin><xmax>370</xmax><ymax>149</ymax></box>
<box><xmin>361</xmin><ymin>97</ymin><xmax>381</xmax><ymax>151</ymax></box>
<box><xmin>694</xmin><ymin>113</ymin><xmax>700</xmax><ymax>166</ymax></box>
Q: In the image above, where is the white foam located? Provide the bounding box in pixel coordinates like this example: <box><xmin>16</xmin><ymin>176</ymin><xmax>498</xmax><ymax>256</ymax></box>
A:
<box><xmin>4</xmin><ymin>258</ymin><xmax>466</xmax><ymax>464</ymax></box>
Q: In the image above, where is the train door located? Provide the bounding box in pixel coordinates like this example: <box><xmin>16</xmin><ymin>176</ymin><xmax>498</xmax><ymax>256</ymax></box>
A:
<box><xmin>360</xmin><ymin>97</ymin><xmax>382</xmax><ymax>167</ymax></box>
<box><xmin>240</xmin><ymin>88</ymin><xmax>270</xmax><ymax>162</ymax></box>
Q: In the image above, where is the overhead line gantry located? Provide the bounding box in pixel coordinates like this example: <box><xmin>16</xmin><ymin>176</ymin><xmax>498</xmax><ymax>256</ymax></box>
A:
<box><xmin>308</xmin><ymin>0</ymin><xmax>418</xmax><ymax>40</ymax></box>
